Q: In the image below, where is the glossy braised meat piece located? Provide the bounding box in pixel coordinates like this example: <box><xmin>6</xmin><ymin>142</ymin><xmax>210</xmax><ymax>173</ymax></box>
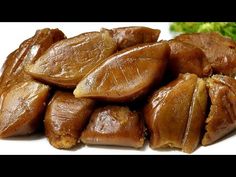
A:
<box><xmin>27</xmin><ymin>30</ymin><xmax>117</xmax><ymax>88</ymax></box>
<box><xmin>80</xmin><ymin>106</ymin><xmax>144</xmax><ymax>148</ymax></box>
<box><xmin>181</xmin><ymin>78</ymin><xmax>208</xmax><ymax>153</ymax></box>
<box><xmin>27</xmin><ymin>27</ymin><xmax>161</xmax><ymax>89</ymax></box>
<box><xmin>44</xmin><ymin>91</ymin><xmax>95</xmax><ymax>149</ymax></box>
<box><xmin>110</xmin><ymin>26</ymin><xmax>160</xmax><ymax>50</ymax></box>
<box><xmin>168</xmin><ymin>40</ymin><xmax>212</xmax><ymax>77</ymax></box>
<box><xmin>0</xmin><ymin>28</ymin><xmax>65</xmax><ymax>138</ymax></box>
<box><xmin>175</xmin><ymin>32</ymin><xmax>236</xmax><ymax>76</ymax></box>
<box><xmin>74</xmin><ymin>42</ymin><xmax>170</xmax><ymax>102</ymax></box>
<box><xmin>0</xmin><ymin>28</ymin><xmax>65</xmax><ymax>91</ymax></box>
<box><xmin>202</xmin><ymin>75</ymin><xmax>236</xmax><ymax>146</ymax></box>
<box><xmin>144</xmin><ymin>73</ymin><xmax>208</xmax><ymax>153</ymax></box>
<box><xmin>0</xmin><ymin>81</ymin><xmax>50</xmax><ymax>137</ymax></box>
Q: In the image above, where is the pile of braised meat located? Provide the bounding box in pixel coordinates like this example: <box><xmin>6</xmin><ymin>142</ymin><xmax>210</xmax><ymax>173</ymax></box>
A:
<box><xmin>0</xmin><ymin>26</ymin><xmax>236</xmax><ymax>153</ymax></box>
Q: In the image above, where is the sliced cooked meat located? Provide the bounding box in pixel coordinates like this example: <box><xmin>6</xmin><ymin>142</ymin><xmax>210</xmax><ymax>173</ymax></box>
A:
<box><xmin>182</xmin><ymin>78</ymin><xmax>208</xmax><ymax>153</ymax></box>
<box><xmin>44</xmin><ymin>91</ymin><xmax>95</xmax><ymax>149</ymax></box>
<box><xmin>202</xmin><ymin>75</ymin><xmax>236</xmax><ymax>146</ymax></box>
<box><xmin>0</xmin><ymin>28</ymin><xmax>66</xmax><ymax>92</ymax></box>
<box><xmin>144</xmin><ymin>73</ymin><xmax>208</xmax><ymax>153</ymax></box>
<box><xmin>0</xmin><ymin>28</ymin><xmax>65</xmax><ymax>138</ymax></box>
<box><xmin>80</xmin><ymin>105</ymin><xmax>144</xmax><ymax>148</ymax></box>
<box><xmin>74</xmin><ymin>42</ymin><xmax>170</xmax><ymax>102</ymax></box>
<box><xmin>0</xmin><ymin>81</ymin><xmax>50</xmax><ymax>137</ymax></box>
<box><xmin>175</xmin><ymin>32</ymin><xmax>236</xmax><ymax>76</ymax></box>
<box><xmin>110</xmin><ymin>26</ymin><xmax>160</xmax><ymax>50</ymax></box>
<box><xmin>26</xmin><ymin>30</ymin><xmax>117</xmax><ymax>88</ymax></box>
<box><xmin>168</xmin><ymin>39</ymin><xmax>212</xmax><ymax>77</ymax></box>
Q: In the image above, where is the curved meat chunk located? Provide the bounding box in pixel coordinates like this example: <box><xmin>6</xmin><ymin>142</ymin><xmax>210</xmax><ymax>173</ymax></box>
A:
<box><xmin>110</xmin><ymin>26</ymin><xmax>160</xmax><ymax>50</ymax></box>
<box><xmin>0</xmin><ymin>28</ymin><xmax>65</xmax><ymax>138</ymax></box>
<box><xmin>44</xmin><ymin>91</ymin><xmax>95</xmax><ymax>149</ymax></box>
<box><xmin>0</xmin><ymin>28</ymin><xmax>66</xmax><ymax>92</ymax></box>
<box><xmin>182</xmin><ymin>78</ymin><xmax>208</xmax><ymax>153</ymax></box>
<box><xmin>74</xmin><ymin>42</ymin><xmax>170</xmax><ymax>102</ymax></box>
<box><xmin>144</xmin><ymin>73</ymin><xmax>208</xmax><ymax>153</ymax></box>
<box><xmin>80</xmin><ymin>105</ymin><xmax>144</xmax><ymax>148</ymax></box>
<box><xmin>0</xmin><ymin>81</ymin><xmax>50</xmax><ymax>137</ymax></box>
<box><xmin>27</xmin><ymin>30</ymin><xmax>117</xmax><ymax>88</ymax></box>
<box><xmin>168</xmin><ymin>40</ymin><xmax>212</xmax><ymax>77</ymax></box>
<box><xmin>202</xmin><ymin>75</ymin><xmax>236</xmax><ymax>146</ymax></box>
<box><xmin>175</xmin><ymin>32</ymin><xmax>236</xmax><ymax>76</ymax></box>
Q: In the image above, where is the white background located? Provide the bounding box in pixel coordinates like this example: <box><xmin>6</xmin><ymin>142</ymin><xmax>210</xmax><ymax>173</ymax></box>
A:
<box><xmin>0</xmin><ymin>22</ymin><xmax>235</xmax><ymax>155</ymax></box>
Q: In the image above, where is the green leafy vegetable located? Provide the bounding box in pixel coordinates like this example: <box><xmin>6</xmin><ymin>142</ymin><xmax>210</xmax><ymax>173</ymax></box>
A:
<box><xmin>170</xmin><ymin>22</ymin><xmax>236</xmax><ymax>40</ymax></box>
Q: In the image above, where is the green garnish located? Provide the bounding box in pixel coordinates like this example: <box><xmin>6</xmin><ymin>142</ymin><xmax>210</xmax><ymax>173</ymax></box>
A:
<box><xmin>170</xmin><ymin>22</ymin><xmax>236</xmax><ymax>40</ymax></box>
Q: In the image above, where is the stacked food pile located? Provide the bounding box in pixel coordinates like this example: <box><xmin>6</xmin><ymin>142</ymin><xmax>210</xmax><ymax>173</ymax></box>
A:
<box><xmin>0</xmin><ymin>26</ymin><xmax>236</xmax><ymax>153</ymax></box>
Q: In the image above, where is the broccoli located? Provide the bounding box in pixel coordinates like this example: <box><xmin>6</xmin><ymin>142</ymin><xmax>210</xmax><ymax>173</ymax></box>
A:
<box><xmin>170</xmin><ymin>22</ymin><xmax>236</xmax><ymax>40</ymax></box>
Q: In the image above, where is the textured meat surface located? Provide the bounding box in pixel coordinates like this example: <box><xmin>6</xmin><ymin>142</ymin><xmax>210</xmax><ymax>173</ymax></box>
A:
<box><xmin>202</xmin><ymin>75</ymin><xmax>236</xmax><ymax>146</ymax></box>
<box><xmin>44</xmin><ymin>91</ymin><xmax>95</xmax><ymax>149</ymax></box>
<box><xmin>110</xmin><ymin>26</ymin><xmax>160</xmax><ymax>50</ymax></box>
<box><xmin>0</xmin><ymin>28</ymin><xmax>66</xmax><ymax>90</ymax></box>
<box><xmin>168</xmin><ymin>40</ymin><xmax>212</xmax><ymax>77</ymax></box>
<box><xmin>0</xmin><ymin>81</ymin><xmax>50</xmax><ymax>137</ymax></box>
<box><xmin>0</xmin><ymin>28</ymin><xmax>65</xmax><ymax>138</ymax></box>
<box><xmin>175</xmin><ymin>32</ymin><xmax>236</xmax><ymax>76</ymax></box>
<box><xmin>181</xmin><ymin>78</ymin><xmax>208</xmax><ymax>153</ymax></box>
<box><xmin>81</xmin><ymin>105</ymin><xmax>144</xmax><ymax>148</ymax></box>
<box><xmin>144</xmin><ymin>73</ymin><xmax>207</xmax><ymax>153</ymax></box>
<box><xmin>74</xmin><ymin>42</ymin><xmax>170</xmax><ymax>102</ymax></box>
<box><xmin>27</xmin><ymin>30</ymin><xmax>117</xmax><ymax>88</ymax></box>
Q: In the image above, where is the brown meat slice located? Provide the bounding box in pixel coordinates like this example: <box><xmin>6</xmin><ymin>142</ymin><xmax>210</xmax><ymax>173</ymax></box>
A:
<box><xmin>74</xmin><ymin>42</ymin><xmax>170</xmax><ymax>102</ymax></box>
<box><xmin>144</xmin><ymin>73</ymin><xmax>208</xmax><ymax>153</ymax></box>
<box><xmin>168</xmin><ymin>40</ymin><xmax>212</xmax><ymax>77</ymax></box>
<box><xmin>110</xmin><ymin>26</ymin><xmax>160</xmax><ymax>50</ymax></box>
<box><xmin>182</xmin><ymin>78</ymin><xmax>208</xmax><ymax>153</ymax></box>
<box><xmin>0</xmin><ymin>28</ymin><xmax>65</xmax><ymax>138</ymax></box>
<box><xmin>175</xmin><ymin>32</ymin><xmax>236</xmax><ymax>76</ymax></box>
<box><xmin>27</xmin><ymin>27</ymin><xmax>161</xmax><ymax>88</ymax></box>
<box><xmin>80</xmin><ymin>105</ymin><xmax>144</xmax><ymax>148</ymax></box>
<box><xmin>44</xmin><ymin>91</ymin><xmax>95</xmax><ymax>149</ymax></box>
<box><xmin>202</xmin><ymin>75</ymin><xmax>236</xmax><ymax>146</ymax></box>
<box><xmin>0</xmin><ymin>28</ymin><xmax>65</xmax><ymax>90</ymax></box>
<box><xmin>27</xmin><ymin>30</ymin><xmax>117</xmax><ymax>88</ymax></box>
<box><xmin>0</xmin><ymin>81</ymin><xmax>50</xmax><ymax>137</ymax></box>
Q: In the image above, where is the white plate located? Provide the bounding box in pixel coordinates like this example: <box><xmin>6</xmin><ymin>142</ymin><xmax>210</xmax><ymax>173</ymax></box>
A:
<box><xmin>0</xmin><ymin>22</ymin><xmax>235</xmax><ymax>155</ymax></box>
